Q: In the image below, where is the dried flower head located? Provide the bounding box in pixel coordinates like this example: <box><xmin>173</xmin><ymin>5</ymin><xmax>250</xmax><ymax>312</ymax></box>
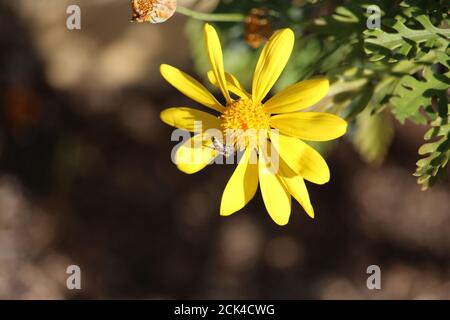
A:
<box><xmin>244</xmin><ymin>8</ymin><xmax>273</xmax><ymax>49</ymax></box>
<box><xmin>131</xmin><ymin>0</ymin><xmax>177</xmax><ymax>24</ymax></box>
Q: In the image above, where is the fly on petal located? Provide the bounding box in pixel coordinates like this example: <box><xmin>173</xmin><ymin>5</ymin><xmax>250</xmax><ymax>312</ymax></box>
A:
<box><xmin>131</xmin><ymin>0</ymin><xmax>177</xmax><ymax>24</ymax></box>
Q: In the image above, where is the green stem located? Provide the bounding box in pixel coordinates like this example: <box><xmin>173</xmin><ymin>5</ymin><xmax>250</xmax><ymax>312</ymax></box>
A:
<box><xmin>176</xmin><ymin>6</ymin><xmax>245</xmax><ymax>22</ymax></box>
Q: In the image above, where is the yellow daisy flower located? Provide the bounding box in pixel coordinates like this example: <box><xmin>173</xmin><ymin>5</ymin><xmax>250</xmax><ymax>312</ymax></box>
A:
<box><xmin>160</xmin><ymin>24</ymin><xmax>347</xmax><ymax>225</ymax></box>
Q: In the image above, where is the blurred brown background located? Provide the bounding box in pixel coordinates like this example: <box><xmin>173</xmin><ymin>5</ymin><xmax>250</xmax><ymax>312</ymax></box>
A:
<box><xmin>0</xmin><ymin>0</ymin><xmax>449</xmax><ymax>299</ymax></box>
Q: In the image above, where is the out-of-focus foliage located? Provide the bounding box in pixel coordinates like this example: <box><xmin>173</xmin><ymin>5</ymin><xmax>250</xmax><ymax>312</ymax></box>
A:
<box><xmin>353</xmin><ymin>109</ymin><xmax>394</xmax><ymax>167</ymax></box>
<box><xmin>185</xmin><ymin>0</ymin><xmax>449</xmax><ymax>189</ymax></box>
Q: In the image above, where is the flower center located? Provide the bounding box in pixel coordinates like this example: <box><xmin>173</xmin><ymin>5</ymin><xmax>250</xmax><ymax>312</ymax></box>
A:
<box><xmin>220</xmin><ymin>99</ymin><xmax>270</xmax><ymax>131</ymax></box>
<box><xmin>219</xmin><ymin>98</ymin><xmax>270</xmax><ymax>150</ymax></box>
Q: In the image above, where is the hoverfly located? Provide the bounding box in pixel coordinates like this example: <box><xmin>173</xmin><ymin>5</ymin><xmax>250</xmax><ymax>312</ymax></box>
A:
<box><xmin>131</xmin><ymin>0</ymin><xmax>177</xmax><ymax>24</ymax></box>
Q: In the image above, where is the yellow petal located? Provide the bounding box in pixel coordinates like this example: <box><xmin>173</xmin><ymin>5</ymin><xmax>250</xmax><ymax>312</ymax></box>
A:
<box><xmin>160</xmin><ymin>107</ymin><xmax>220</xmax><ymax>132</ymax></box>
<box><xmin>220</xmin><ymin>148</ymin><xmax>258</xmax><ymax>216</ymax></box>
<box><xmin>207</xmin><ymin>70</ymin><xmax>250</xmax><ymax>99</ymax></box>
<box><xmin>270</xmin><ymin>112</ymin><xmax>347</xmax><ymax>141</ymax></box>
<box><xmin>258</xmin><ymin>142</ymin><xmax>291</xmax><ymax>225</ymax></box>
<box><xmin>204</xmin><ymin>24</ymin><xmax>232</xmax><ymax>104</ymax></box>
<box><xmin>252</xmin><ymin>28</ymin><xmax>295</xmax><ymax>104</ymax></box>
<box><xmin>272</xmin><ymin>132</ymin><xmax>330</xmax><ymax>185</ymax></box>
<box><xmin>265</xmin><ymin>78</ymin><xmax>329</xmax><ymax>113</ymax></box>
<box><xmin>175</xmin><ymin>134</ymin><xmax>217</xmax><ymax>174</ymax></box>
<box><xmin>160</xmin><ymin>64</ymin><xmax>224</xmax><ymax>113</ymax></box>
<box><xmin>279</xmin><ymin>160</ymin><xmax>314</xmax><ymax>218</ymax></box>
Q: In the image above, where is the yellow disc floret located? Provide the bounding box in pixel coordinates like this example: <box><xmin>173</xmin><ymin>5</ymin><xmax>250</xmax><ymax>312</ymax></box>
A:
<box><xmin>220</xmin><ymin>98</ymin><xmax>270</xmax><ymax>149</ymax></box>
<box><xmin>220</xmin><ymin>99</ymin><xmax>270</xmax><ymax>131</ymax></box>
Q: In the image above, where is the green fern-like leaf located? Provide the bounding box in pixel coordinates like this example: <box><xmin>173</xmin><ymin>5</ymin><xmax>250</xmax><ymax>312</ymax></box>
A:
<box><xmin>390</xmin><ymin>66</ymin><xmax>450</xmax><ymax>124</ymax></box>
<box><xmin>364</xmin><ymin>14</ymin><xmax>449</xmax><ymax>62</ymax></box>
<box><xmin>414</xmin><ymin>114</ymin><xmax>450</xmax><ymax>190</ymax></box>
